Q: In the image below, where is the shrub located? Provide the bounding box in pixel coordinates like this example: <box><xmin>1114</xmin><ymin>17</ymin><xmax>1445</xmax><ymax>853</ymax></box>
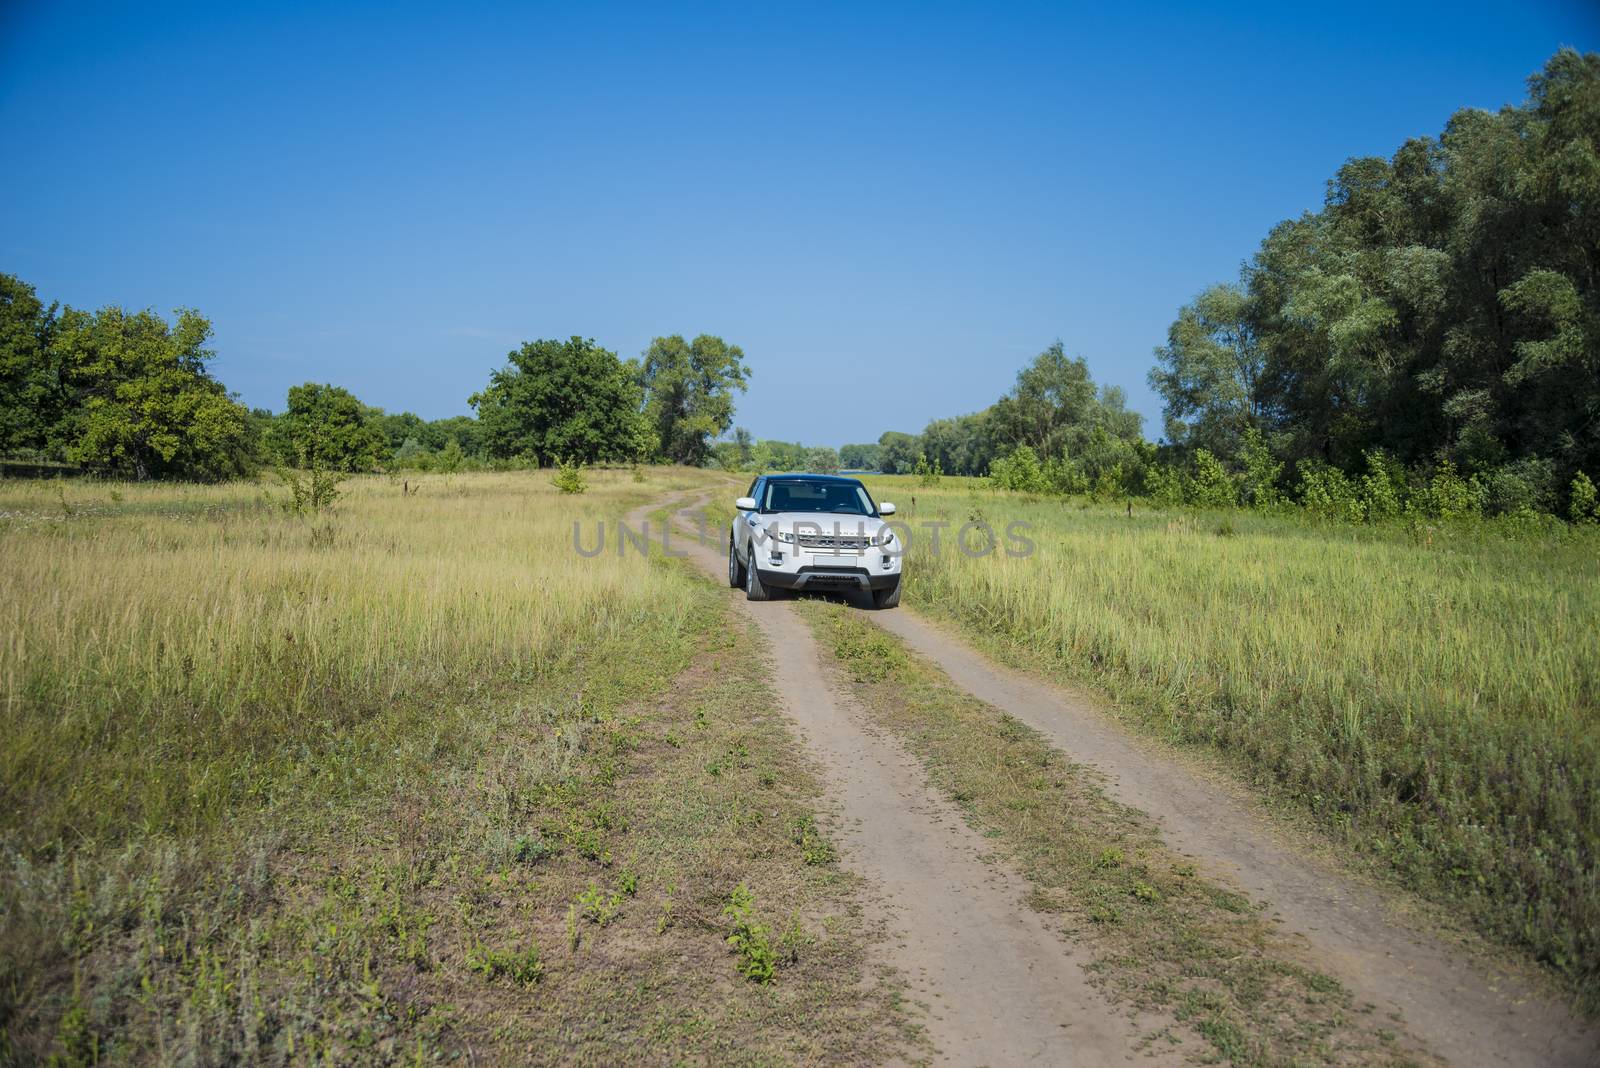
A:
<box><xmin>278</xmin><ymin>463</ymin><xmax>345</xmax><ymax>515</ymax></box>
<box><xmin>1144</xmin><ymin>463</ymin><xmax>1186</xmax><ymax>507</ymax></box>
<box><xmin>1481</xmin><ymin>457</ymin><xmax>1556</xmax><ymax>516</ymax></box>
<box><xmin>1358</xmin><ymin>449</ymin><xmax>1407</xmax><ymax>522</ymax></box>
<box><xmin>723</xmin><ymin>883</ymin><xmax>776</xmax><ymax>984</ymax></box>
<box><xmin>1412</xmin><ymin>461</ymin><xmax>1483</xmax><ymax>521</ymax></box>
<box><xmin>1296</xmin><ymin>460</ymin><xmax>1364</xmax><ymax>522</ymax></box>
<box><xmin>1570</xmin><ymin>472</ymin><xmax>1598</xmax><ymax>523</ymax></box>
<box><xmin>1187</xmin><ymin>449</ymin><xmax>1238</xmax><ymax>508</ymax></box>
<box><xmin>1043</xmin><ymin>454</ymin><xmax>1089</xmax><ymax>496</ymax></box>
<box><xmin>990</xmin><ymin>445</ymin><xmax>1047</xmax><ymax>494</ymax></box>
<box><xmin>552</xmin><ymin>458</ymin><xmax>587</xmax><ymax>494</ymax></box>
<box><xmin>1238</xmin><ymin>428</ymin><xmax>1282</xmax><ymax>507</ymax></box>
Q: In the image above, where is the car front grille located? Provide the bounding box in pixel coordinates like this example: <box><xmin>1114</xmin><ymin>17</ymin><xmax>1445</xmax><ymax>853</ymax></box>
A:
<box><xmin>797</xmin><ymin>532</ymin><xmax>870</xmax><ymax>552</ymax></box>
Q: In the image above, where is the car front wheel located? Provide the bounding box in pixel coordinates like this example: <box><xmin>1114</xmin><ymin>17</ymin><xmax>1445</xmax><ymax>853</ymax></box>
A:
<box><xmin>744</xmin><ymin>550</ymin><xmax>772</xmax><ymax>601</ymax></box>
<box><xmin>727</xmin><ymin>534</ymin><xmax>746</xmax><ymax>588</ymax></box>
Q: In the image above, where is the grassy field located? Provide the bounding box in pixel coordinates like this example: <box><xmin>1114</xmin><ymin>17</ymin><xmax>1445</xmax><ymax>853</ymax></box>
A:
<box><xmin>0</xmin><ymin>470</ymin><xmax>912</xmax><ymax>1063</ymax></box>
<box><xmin>861</xmin><ymin>474</ymin><xmax>1600</xmax><ymax>1004</ymax></box>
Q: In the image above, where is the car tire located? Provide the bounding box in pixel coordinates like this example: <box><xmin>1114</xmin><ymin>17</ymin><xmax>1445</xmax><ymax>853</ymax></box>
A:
<box><xmin>728</xmin><ymin>534</ymin><xmax>746</xmax><ymax>588</ymax></box>
<box><xmin>871</xmin><ymin>577</ymin><xmax>901</xmax><ymax>610</ymax></box>
<box><xmin>744</xmin><ymin>550</ymin><xmax>772</xmax><ymax>601</ymax></box>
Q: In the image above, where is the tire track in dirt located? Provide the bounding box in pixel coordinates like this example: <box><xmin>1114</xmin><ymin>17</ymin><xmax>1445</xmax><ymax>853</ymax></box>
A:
<box><xmin>856</xmin><ymin>604</ymin><xmax>1598</xmax><ymax>1068</ymax></box>
<box><xmin>635</xmin><ymin>494</ymin><xmax>1178</xmax><ymax>1067</ymax></box>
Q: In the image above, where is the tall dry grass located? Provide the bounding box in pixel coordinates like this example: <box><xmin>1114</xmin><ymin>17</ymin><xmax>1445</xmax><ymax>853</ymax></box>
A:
<box><xmin>867</xmin><ymin>475</ymin><xmax>1600</xmax><ymax>1000</ymax></box>
<box><xmin>1</xmin><ymin>470</ymin><xmax>706</xmax><ymax>849</ymax></box>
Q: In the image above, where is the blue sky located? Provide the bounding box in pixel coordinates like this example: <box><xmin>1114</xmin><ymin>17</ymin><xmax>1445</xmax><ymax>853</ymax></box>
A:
<box><xmin>3</xmin><ymin>2</ymin><xmax>1596</xmax><ymax>446</ymax></box>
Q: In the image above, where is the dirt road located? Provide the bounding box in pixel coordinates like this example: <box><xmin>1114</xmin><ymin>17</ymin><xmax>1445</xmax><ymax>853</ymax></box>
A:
<box><xmin>638</xmin><ymin>495</ymin><xmax>1175</xmax><ymax>1066</ymax></box>
<box><xmin>652</xmin><ymin>493</ymin><xmax>1596</xmax><ymax>1066</ymax></box>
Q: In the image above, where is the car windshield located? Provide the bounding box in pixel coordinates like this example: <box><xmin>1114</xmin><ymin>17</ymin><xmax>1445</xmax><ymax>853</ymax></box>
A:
<box><xmin>761</xmin><ymin>479</ymin><xmax>875</xmax><ymax>516</ymax></box>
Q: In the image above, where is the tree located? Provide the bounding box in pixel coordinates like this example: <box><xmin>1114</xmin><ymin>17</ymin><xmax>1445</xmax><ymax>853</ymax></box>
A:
<box><xmin>732</xmin><ymin>426</ymin><xmax>754</xmax><ymax>467</ymax></box>
<box><xmin>274</xmin><ymin>383</ymin><xmax>390</xmax><ymax>471</ymax></box>
<box><xmin>0</xmin><ymin>273</ymin><xmax>62</xmax><ymax>456</ymax></box>
<box><xmin>472</xmin><ymin>337</ymin><xmax>651</xmax><ymax>466</ymax></box>
<box><xmin>992</xmin><ymin>343</ymin><xmax>1142</xmax><ymax>459</ymax></box>
<box><xmin>1149</xmin><ymin>283</ymin><xmax>1268</xmax><ymax>458</ymax></box>
<box><xmin>640</xmin><ymin>334</ymin><xmax>750</xmax><ymax>466</ymax></box>
<box><xmin>839</xmin><ymin>442</ymin><xmax>882</xmax><ymax>471</ymax></box>
<box><xmin>877</xmin><ymin>431</ymin><xmax>920</xmax><ymax>474</ymax></box>
<box><xmin>805</xmin><ymin>446</ymin><xmax>841</xmax><ymax>473</ymax></box>
<box><xmin>52</xmin><ymin>305</ymin><xmax>255</xmax><ymax>480</ymax></box>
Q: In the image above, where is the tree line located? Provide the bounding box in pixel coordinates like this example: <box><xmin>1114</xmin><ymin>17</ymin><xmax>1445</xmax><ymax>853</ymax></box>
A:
<box><xmin>0</xmin><ymin>277</ymin><xmax>749</xmax><ymax>478</ymax></box>
<box><xmin>859</xmin><ymin>49</ymin><xmax>1600</xmax><ymax>523</ymax></box>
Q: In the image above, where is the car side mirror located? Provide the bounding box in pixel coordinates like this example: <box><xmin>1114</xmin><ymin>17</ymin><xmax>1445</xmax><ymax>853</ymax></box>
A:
<box><xmin>879</xmin><ymin>502</ymin><xmax>896</xmax><ymax>515</ymax></box>
<box><xmin>736</xmin><ymin>496</ymin><xmax>757</xmax><ymax>511</ymax></box>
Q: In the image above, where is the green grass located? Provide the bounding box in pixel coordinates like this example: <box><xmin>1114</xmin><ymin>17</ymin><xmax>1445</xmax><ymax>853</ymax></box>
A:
<box><xmin>863</xmin><ymin>474</ymin><xmax>1600</xmax><ymax>1004</ymax></box>
<box><xmin>0</xmin><ymin>470</ymin><xmax>913</xmax><ymax>1063</ymax></box>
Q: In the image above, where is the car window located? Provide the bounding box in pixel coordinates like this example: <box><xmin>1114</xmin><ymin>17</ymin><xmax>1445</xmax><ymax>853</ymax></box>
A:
<box><xmin>761</xmin><ymin>480</ymin><xmax>875</xmax><ymax>516</ymax></box>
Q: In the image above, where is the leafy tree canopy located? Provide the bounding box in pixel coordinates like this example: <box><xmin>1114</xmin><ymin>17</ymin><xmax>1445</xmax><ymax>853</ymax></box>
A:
<box><xmin>273</xmin><ymin>383</ymin><xmax>391</xmax><ymax>471</ymax></box>
<box><xmin>641</xmin><ymin>334</ymin><xmax>749</xmax><ymax>466</ymax></box>
<box><xmin>471</xmin><ymin>336</ymin><xmax>651</xmax><ymax>466</ymax></box>
<box><xmin>52</xmin><ymin>305</ymin><xmax>255</xmax><ymax>481</ymax></box>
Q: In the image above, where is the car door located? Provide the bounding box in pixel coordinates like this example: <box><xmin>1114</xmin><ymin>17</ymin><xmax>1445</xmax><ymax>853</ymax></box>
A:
<box><xmin>736</xmin><ymin>477</ymin><xmax>762</xmax><ymax>554</ymax></box>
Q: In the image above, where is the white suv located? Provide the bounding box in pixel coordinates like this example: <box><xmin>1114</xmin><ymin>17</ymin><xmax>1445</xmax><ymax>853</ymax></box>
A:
<box><xmin>727</xmin><ymin>473</ymin><xmax>902</xmax><ymax>608</ymax></box>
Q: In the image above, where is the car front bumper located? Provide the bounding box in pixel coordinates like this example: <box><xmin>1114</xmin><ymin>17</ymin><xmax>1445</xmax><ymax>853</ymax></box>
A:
<box><xmin>755</xmin><ymin>564</ymin><xmax>901</xmax><ymax>591</ymax></box>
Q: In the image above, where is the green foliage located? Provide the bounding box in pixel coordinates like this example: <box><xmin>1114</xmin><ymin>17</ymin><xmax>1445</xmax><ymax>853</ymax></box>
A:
<box><xmin>1148</xmin><ymin>49</ymin><xmax>1600</xmax><ymax>518</ymax></box>
<box><xmin>913</xmin><ymin>452</ymin><xmax>942</xmax><ymax>486</ymax></box>
<box><xmin>436</xmin><ymin>437</ymin><xmax>466</xmax><ymax>473</ymax></box>
<box><xmin>1412</xmin><ymin>462</ymin><xmax>1483</xmax><ymax>522</ymax></box>
<box><xmin>278</xmin><ymin>463</ymin><xmax>346</xmax><ymax>515</ymax></box>
<box><xmin>641</xmin><ymin>334</ymin><xmax>750</xmax><ymax>465</ymax></box>
<box><xmin>472</xmin><ymin>336</ymin><xmax>652</xmax><ymax>466</ymax></box>
<box><xmin>839</xmin><ymin>442</ymin><xmax>881</xmax><ymax>471</ymax></box>
<box><xmin>876</xmin><ymin>431</ymin><xmax>920</xmax><ymax>474</ymax></box>
<box><xmin>804</xmin><ymin>446</ymin><xmax>841</xmax><ymax>473</ymax></box>
<box><xmin>1238</xmin><ymin>428</ymin><xmax>1282</xmax><ymax>507</ymax></box>
<box><xmin>552</xmin><ymin>458</ymin><xmax>587</xmax><ymax>494</ymax></box>
<box><xmin>1296</xmin><ymin>460</ymin><xmax>1364</xmax><ymax>523</ymax></box>
<box><xmin>273</xmin><ymin>382</ymin><xmax>390</xmax><ymax>471</ymax></box>
<box><xmin>0</xmin><ymin>273</ymin><xmax>63</xmax><ymax>457</ymax></box>
<box><xmin>989</xmin><ymin>445</ymin><xmax>1047</xmax><ymax>493</ymax></box>
<box><xmin>723</xmin><ymin>883</ymin><xmax>776</xmax><ymax>984</ymax></box>
<box><xmin>1186</xmin><ymin>449</ymin><xmax>1238</xmax><ymax>508</ymax></box>
<box><xmin>466</xmin><ymin>940</ymin><xmax>543</xmax><ymax>986</ymax></box>
<box><xmin>991</xmin><ymin>343</ymin><xmax>1143</xmax><ymax>460</ymax></box>
<box><xmin>49</xmin><ymin>305</ymin><xmax>256</xmax><ymax>480</ymax></box>
<box><xmin>1570</xmin><ymin>472</ymin><xmax>1598</xmax><ymax>523</ymax></box>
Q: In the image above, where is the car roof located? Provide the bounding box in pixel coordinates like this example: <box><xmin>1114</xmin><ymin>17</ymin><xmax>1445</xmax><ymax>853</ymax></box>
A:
<box><xmin>761</xmin><ymin>473</ymin><xmax>863</xmax><ymax>484</ymax></box>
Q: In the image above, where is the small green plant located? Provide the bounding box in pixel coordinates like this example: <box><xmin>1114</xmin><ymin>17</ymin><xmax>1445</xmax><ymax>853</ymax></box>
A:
<box><xmin>278</xmin><ymin>462</ymin><xmax>346</xmax><ymax>515</ymax></box>
<box><xmin>778</xmin><ymin>912</ymin><xmax>810</xmax><ymax>963</ymax></box>
<box><xmin>552</xmin><ymin>458</ymin><xmax>587</xmax><ymax>494</ymax></box>
<box><xmin>577</xmin><ymin>882</ymin><xmax>623</xmax><ymax>926</ymax></box>
<box><xmin>618</xmin><ymin>869</ymin><xmax>639</xmax><ymax>896</ymax></box>
<box><xmin>466</xmin><ymin>940</ymin><xmax>543</xmax><ymax>985</ymax></box>
<box><xmin>657</xmin><ymin>883</ymin><xmax>676</xmax><ymax>934</ymax></box>
<box><xmin>723</xmin><ymin>883</ymin><xmax>777</xmax><ymax>984</ymax></box>
<box><xmin>792</xmin><ymin>814</ymin><xmax>837</xmax><ymax>866</ymax></box>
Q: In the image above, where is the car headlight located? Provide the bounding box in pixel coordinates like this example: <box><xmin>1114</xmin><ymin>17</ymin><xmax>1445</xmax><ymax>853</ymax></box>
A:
<box><xmin>876</xmin><ymin>529</ymin><xmax>896</xmax><ymax>547</ymax></box>
<box><xmin>769</xmin><ymin>529</ymin><xmax>796</xmax><ymax>544</ymax></box>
